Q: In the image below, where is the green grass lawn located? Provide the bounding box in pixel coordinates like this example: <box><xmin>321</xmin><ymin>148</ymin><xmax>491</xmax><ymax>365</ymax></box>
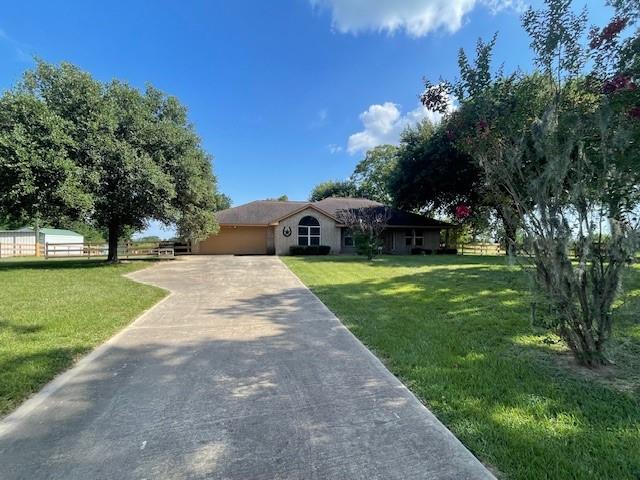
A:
<box><xmin>0</xmin><ymin>258</ymin><xmax>166</xmax><ymax>416</ymax></box>
<box><xmin>282</xmin><ymin>255</ymin><xmax>640</xmax><ymax>480</ymax></box>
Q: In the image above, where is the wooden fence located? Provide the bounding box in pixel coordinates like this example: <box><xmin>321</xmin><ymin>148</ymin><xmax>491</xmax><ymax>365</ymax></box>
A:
<box><xmin>458</xmin><ymin>242</ymin><xmax>503</xmax><ymax>256</ymax></box>
<box><xmin>44</xmin><ymin>241</ymin><xmax>191</xmax><ymax>259</ymax></box>
<box><xmin>0</xmin><ymin>242</ymin><xmax>45</xmax><ymax>258</ymax></box>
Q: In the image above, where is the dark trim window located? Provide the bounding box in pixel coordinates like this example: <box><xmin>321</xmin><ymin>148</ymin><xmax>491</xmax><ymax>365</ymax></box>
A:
<box><xmin>344</xmin><ymin>228</ymin><xmax>354</xmax><ymax>247</ymax></box>
<box><xmin>298</xmin><ymin>215</ymin><xmax>320</xmax><ymax>246</ymax></box>
<box><xmin>415</xmin><ymin>229</ymin><xmax>424</xmax><ymax>246</ymax></box>
<box><xmin>405</xmin><ymin>229</ymin><xmax>413</xmax><ymax>246</ymax></box>
<box><xmin>405</xmin><ymin>228</ymin><xmax>424</xmax><ymax>247</ymax></box>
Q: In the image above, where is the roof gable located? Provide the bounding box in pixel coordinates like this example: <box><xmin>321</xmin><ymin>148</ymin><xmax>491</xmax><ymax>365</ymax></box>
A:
<box><xmin>270</xmin><ymin>203</ymin><xmax>340</xmax><ymax>224</ymax></box>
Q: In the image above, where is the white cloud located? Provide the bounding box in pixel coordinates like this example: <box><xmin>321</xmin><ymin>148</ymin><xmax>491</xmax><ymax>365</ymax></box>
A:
<box><xmin>309</xmin><ymin>0</ymin><xmax>521</xmax><ymax>37</ymax></box>
<box><xmin>327</xmin><ymin>143</ymin><xmax>343</xmax><ymax>154</ymax></box>
<box><xmin>310</xmin><ymin>108</ymin><xmax>329</xmax><ymax>128</ymax></box>
<box><xmin>346</xmin><ymin>101</ymin><xmax>450</xmax><ymax>154</ymax></box>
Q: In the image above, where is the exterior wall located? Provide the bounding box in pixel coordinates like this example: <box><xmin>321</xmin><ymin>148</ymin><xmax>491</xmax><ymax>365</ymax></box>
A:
<box><xmin>391</xmin><ymin>228</ymin><xmax>441</xmax><ymax>254</ymax></box>
<box><xmin>0</xmin><ymin>231</ymin><xmax>84</xmax><ymax>257</ymax></box>
<box><xmin>44</xmin><ymin>234</ymin><xmax>85</xmax><ymax>257</ymax></box>
<box><xmin>425</xmin><ymin>229</ymin><xmax>441</xmax><ymax>250</ymax></box>
<box><xmin>336</xmin><ymin>227</ymin><xmax>443</xmax><ymax>255</ymax></box>
<box><xmin>275</xmin><ymin>208</ymin><xmax>341</xmax><ymax>255</ymax></box>
<box><xmin>266</xmin><ymin>227</ymin><xmax>275</xmax><ymax>254</ymax></box>
<box><xmin>44</xmin><ymin>234</ymin><xmax>83</xmax><ymax>245</ymax></box>
<box><xmin>0</xmin><ymin>231</ymin><xmax>36</xmax><ymax>257</ymax></box>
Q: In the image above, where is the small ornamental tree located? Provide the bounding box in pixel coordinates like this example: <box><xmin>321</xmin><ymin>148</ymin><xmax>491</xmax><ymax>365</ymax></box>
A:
<box><xmin>423</xmin><ymin>0</ymin><xmax>640</xmax><ymax>366</ymax></box>
<box><xmin>338</xmin><ymin>206</ymin><xmax>390</xmax><ymax>260</ymax></box>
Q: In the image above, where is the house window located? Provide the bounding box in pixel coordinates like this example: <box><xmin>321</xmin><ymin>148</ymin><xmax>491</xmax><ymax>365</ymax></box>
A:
<box><xmin>344</xmin><ymin>228</ymin><xmax>353</xmax><ymax>247</ymax></box>
<box><xmin>405</xmin><ymin>229</ymin><xmax>413</xmax><ymax>246</ymax></box>
<box><xmin>415</xmin><ymin>229</ymin><xmax>424</xmax><ymax>246</ymax></box>
<box><xmin>298</xmin><ymin>215</ymin><xmax>320</xmax><ymax>246</ymax></box>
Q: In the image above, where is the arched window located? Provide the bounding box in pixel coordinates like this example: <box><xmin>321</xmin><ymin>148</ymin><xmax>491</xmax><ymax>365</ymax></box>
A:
<box><xmin>298</xmin><ymin>215</ymin><xmax>320</xmax><ymax>246</ymax></box>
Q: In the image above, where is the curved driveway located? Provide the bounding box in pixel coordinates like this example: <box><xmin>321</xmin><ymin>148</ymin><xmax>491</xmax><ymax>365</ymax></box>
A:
<box><xmin>0</xmin><ymin>256</ymin><xmax>493</xmax><ymax>479</ymax></box>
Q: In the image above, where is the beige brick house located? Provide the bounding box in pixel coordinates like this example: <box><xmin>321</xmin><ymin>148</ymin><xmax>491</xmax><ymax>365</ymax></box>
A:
<box><xmin>194</xmin><ymin>197</ymin><xmax>452</xmax><ymax>255</ymax></box>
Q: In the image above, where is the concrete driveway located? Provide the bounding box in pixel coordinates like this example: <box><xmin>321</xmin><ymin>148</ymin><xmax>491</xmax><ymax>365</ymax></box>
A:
<box><xmin>0</xmin><ymin>256</ymin><xmax>494</xmax><ymax>480</ymax></box>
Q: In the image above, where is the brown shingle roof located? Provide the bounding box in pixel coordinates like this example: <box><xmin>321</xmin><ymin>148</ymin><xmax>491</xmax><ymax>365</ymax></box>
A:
<box><xmin>313</xmin><ymin>197</ymin><xmax>382</xmax><ymax>216</ymax></box>
<box><xmin>215</xmin><ymin>197</ymin><xmax>451</xmax><ymax>228</ymax></box>
<box><xmin>215</xmin><ymin>200</ymin><xmax>307</xmax><ymax>225</ymax></box>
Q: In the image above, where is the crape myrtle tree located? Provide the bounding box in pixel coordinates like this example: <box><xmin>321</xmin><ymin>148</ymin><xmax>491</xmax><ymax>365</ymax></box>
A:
<box><xmin>423</xmin><ymin>0</ymin><xmax>640</xmax><ymax>366</ymax></box>
<box><xmin>337</xmin><ymin>206</ymin><xmax>391</xmax><ymax>260</ymax></box>
<box><xmin>9</xmin><ymin>61</ymin><xmax>221</xmax><ymax>262</ymax></box>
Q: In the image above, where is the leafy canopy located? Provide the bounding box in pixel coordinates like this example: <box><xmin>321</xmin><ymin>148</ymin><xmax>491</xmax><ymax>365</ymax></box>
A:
<box><xmin>0</xmin><ymin>61</ymin><xmax>223</xmax><ymax>260</ymax></box>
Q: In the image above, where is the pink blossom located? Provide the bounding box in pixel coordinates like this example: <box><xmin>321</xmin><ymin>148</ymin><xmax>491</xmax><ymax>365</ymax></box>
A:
<box><xmin>455</xmin><ymin>205</ymin><xmax>471</xmax><ymax>220</ymax></box>
<box><xmin>602</xmin><ymin>74</ymin><xmax>636</xmax><ymax>94</ymax></box>
<box><xmin>589</xmin><ymin>16</ymin><xmax>629</xmax><ymax>50</ymax></box>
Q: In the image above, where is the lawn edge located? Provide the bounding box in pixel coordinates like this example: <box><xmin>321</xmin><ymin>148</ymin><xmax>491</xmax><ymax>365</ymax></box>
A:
<box><xmin>0</xmin><ymin>262</ymin><xmax>171</xmax><ymax>436</ymax></box>
<box><xmin>279</xmin><ymin>257</ymin><xmax>498</xmax><ymax>479</ymax></box>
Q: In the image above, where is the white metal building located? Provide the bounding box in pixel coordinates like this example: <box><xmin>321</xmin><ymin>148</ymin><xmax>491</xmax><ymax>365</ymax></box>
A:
<box><xmin>0</xmin><ymin>227</ymin><xmax>84</xmax><ymax>257</ymax></box>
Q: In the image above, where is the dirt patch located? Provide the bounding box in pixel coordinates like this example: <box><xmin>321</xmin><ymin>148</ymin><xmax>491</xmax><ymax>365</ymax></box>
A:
<box><xmin>553</xmin><ymin>349</ymin><xmax>640</xmax><ymax>394</ymax></box>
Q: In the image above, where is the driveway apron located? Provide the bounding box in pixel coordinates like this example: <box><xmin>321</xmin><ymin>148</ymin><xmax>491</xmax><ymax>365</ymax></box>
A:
<box><xmin>0</xmin><ymin>256</ymin><xmax>494</xmax><ymax>480</ymax></box>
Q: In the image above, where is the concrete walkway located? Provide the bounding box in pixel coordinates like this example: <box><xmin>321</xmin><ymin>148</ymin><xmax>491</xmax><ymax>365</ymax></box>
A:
<box><xmin>0</xmin><ymin>256</ymin><xmax>494</xmax><ymax>479</ymax></box>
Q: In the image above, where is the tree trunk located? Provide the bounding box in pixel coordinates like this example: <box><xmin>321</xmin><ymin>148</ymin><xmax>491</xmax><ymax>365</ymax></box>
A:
<box><xmin>504</xmin><ymin>220</ymin><xmax>517</xmax><ymax>256</ymax></box>
<box><xmin>107</xmin><ymin>223</ymin><xmax>120</xmax><ymax>263</ymax></box>
<box><xmin>497</xmin><ymin>207</ymin><xmax>517</xmax><ymax>256</ymax></box>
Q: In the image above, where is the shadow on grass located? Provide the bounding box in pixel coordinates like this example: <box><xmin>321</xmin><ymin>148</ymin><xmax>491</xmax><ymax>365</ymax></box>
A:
<box><xmin>0</xmin><ymin>257</ymin><xmax>165</xmax><ymax>416</ymax></box>
<box><xmin>0</xmin><ymin>320</ymin><xmax>44</xmax><ymax>335</ymax></box>
<box><xmin>0</xmin><ymin>345</ymin><xmax>89</xmax><ymax>413</ymax></box>
<box><xmin>286</xmin><ymin>256</ymin><xmax>640</xmax><ymax>479</ymax></box>
<box><xmin>0</xmin><ymin>258</ymin><xmax>157</xmax><ymax>272</ymax></box>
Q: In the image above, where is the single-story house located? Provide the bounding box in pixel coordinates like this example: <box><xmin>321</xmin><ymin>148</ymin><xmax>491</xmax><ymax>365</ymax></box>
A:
<box><xmin>0</xmin><ymin>227</ymin><xmax>84</xmax><ymax>257</ymax></box>
<box><xmin>194</xmin><ymin>197</ymin><xmax>453</xmax><ymax>255</ymax></box>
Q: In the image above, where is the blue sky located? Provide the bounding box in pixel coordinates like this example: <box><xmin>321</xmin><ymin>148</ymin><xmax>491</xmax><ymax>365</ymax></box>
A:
<box><xmin>1</xmin><ymin>1</ymin><xmax>612</xmax><ymax>238</ymax></box>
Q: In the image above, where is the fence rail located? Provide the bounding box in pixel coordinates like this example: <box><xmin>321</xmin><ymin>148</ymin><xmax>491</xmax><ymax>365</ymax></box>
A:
<box><xmin>43</xmin><ymin>241</ymin><xmax>191</xmax><ymax>259</ymax></box>
<box><xmin>458</xmin><ymin>243</ymin><xmax>503</xmax><ymax>256</ymax></box>
<box><xmin>0</xmin><ymin>243</ymin><xmax>45</xmax><ymax>258</ymax></box>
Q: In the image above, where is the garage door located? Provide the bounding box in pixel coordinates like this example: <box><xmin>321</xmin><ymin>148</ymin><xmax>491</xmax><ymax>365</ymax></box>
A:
<box><xmin>197</xmin><ymin>226</ymin><xmax>268</xmax><ymax>255</ymax></box>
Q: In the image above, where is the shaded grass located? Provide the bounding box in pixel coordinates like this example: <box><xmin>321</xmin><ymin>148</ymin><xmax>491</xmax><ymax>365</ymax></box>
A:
<box><xmin>0</xmin><ymin>258</ymin><xmax>166</xmax><ymax>415</ymax></box>
<box><xmin>282</xmin><ymin>255</ymin><xmax>640</xmax><ymax>480</ymax></box>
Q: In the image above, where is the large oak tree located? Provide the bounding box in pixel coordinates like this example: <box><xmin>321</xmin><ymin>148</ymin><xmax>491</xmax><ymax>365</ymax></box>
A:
<box><xmin>0</xmin><ymin>61</ymin><xmax>222</xmax><ymax>261</ymax></box>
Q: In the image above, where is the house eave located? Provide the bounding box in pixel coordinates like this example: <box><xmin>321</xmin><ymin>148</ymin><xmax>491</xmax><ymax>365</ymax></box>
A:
<box><xmin>218</xmin><ymin>223</ymin><xmax>270</xmax><ymax>228</ymax></box>
<box><xmin>384</xmin><ymin>224</ymin><xmax>454</xmax><ymax>229</ymax></box>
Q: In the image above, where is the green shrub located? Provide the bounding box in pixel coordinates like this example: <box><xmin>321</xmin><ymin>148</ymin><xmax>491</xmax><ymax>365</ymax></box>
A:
<box><xmin>289</xmin><ymin>245</ymin><xmax>331</xmax><ymax>255</ymax></box>
<box><xmin>437</xmin><ymin>247</ymin><xmax>458</xmax><ymax>255</ymax></box>
<box><xmin>353</xmin><ymin>232</ymin><xmax>383</xmax><ymax>260</ymax></box>
<box><xmin>411</xmin><ymin>247</ymin><xmax>433</xmax><ymax>255</ymax></box>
